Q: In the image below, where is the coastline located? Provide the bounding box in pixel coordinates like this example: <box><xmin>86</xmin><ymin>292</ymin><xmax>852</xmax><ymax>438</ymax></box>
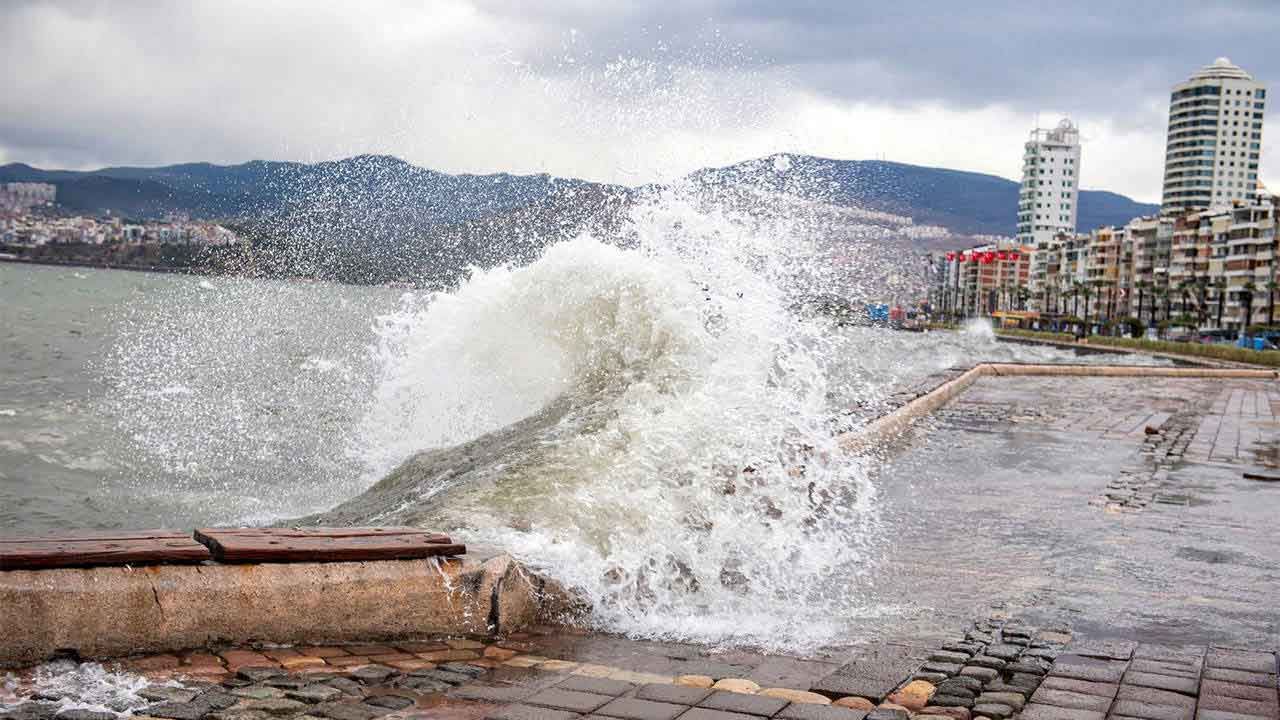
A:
<box><xmin>0</xmin><ymin>254</ymin><xmax>196</xmax><ymax>275</ymax></box>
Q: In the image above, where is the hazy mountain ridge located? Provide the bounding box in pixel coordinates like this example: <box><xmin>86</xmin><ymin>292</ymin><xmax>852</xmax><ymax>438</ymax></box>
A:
<box><xmin>1</xmin><ymin>153</ymin><xmax>1158</xmax><ymax>239</ymax></box>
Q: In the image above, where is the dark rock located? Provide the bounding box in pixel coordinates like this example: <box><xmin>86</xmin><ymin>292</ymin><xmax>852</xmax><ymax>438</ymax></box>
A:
<box><xmin>199</xmin><ymin>692</ymin><xmax>239</xmax><ymax>711</ymax></box>
<box><xmin>930</xmin><ymin>651</ymin><xmax>972</xmax><ymax>665</ymax></box>
<box><xmin>230</xmin><ymin>687</ymin><xmax>285</xmax><ymax>701</ymax></box>
<box><xmin>362</xmin><ymin>697</ymin><xmax>413</xmax><ymax>711</ymax></box>
<box><xmin>312</xmin><ymin>704</ymin><xmax>381</xmax><ymax>720</ymax></box>
<box><xmin>395</xmin><ymin>677</ymin><xmax>450</xmax><ymax>693</ymax></box>
<box><xmin>262</xmin><ymin>678</ymin><xmax>308</xmax><ymax>691</ymax></box>
<box><xmin>984</xmin><ymin>645</ymin><xmax>1023</xmax><ymax>661</ymax></box>
<box><xmin>437</xmin><ymin>663</ymin><xmax>486</xmax><ymax>678</ymax></box>
<box><xmin>235</xmin><ymin>699</ymin><xmax>308</xmax><ymax>717</ymax></box>
<box><xmin>938</xmin><ymin>677</ymin><xmax>983</xmax><ymax>694</ymax></box>
<box><xmin>1005</xmin><ymin>673</ymin><xmax>1043</xmax><ymax>690</ymax></box>
<box><xmin>929</xmin><ymin>695</ymin><xmax>975</xmax><ymax>709</ymax></box>
<box><xmin>54</xmin><ymin>711</ymin><xmax>116</xmax><ymax>720</ymax></box>
<box><xmin>221</xmin><ymin>679</ymin><xmax>254</xmax><ymax>689</ymax></box>
<box><xmin>1006</xmin><ymin>659</ymin><xmax>1050</xmax><ymax>675</ymax></box>
<box><xmin>238</xmin><ymin>668</ymin><xmax>287</xmax><ymax>683</ymax></box>
<box><xmin>141</xmin><ymin>687</ymin><xmax>200</xmax><ymax>704</ymax></box>
<box><xmin>912</xmin><ymin>673</ymin><xmax>950</xmax><ymax>685</ymax></box>
<box><xmin>0</xmin><ymin>703</ymin><xmax>60</xmax><ymax>720</ymax></box>
<box><xmin>285</xmin><ymin>686</ymin><xmax>343</xmax><ymax>705</ymax></box>
<box><xmin>971</xmin><ymin>704</ymin><xmax>1014</xmax><ymax>720</ymax></box>
<box><xmin>867</xmin><ymin>710</ymin><xmax>909</xmax><ymax>720</ymax></box>
<box><xmin>966</xmin><ymin>632</ymin><xmax>995</xmax><ymax>645</ymax></box>
<box><xmin>941</xmin><ymin>643</ymin><xmax>981</xmax><ymax>657</ymax></box>
<box><xmin>959</xmin><ymin>667</ymin><xmax>998</xmax><ymax>683</ymax></box>
<box><xmin>967</xmin><ymin>657</ymin><xmax>1007</xmax><ymax>670</ymax></box>
<box><xmin>922</xmin><ymin>663</ymin><xmax>963</xmax><ymax>676</ymax></box>
<box><xmin>324</xmin><ymin>679</ymin><xmax>364</xmax><ymax>697</ymax></box>
<box><xmin>147</xmin><ymin>702</ymin><xmax>213</xmax><ymax>720</ymax></box>
<box><xmin>348</xmin><ymin>667</ymin><xmax>398</xmax><ymax>685</ymax></box>
<box><xmin>410</xmin><ymin>670</ymin><xmax>472</xmax><ymax>686</ymax></box>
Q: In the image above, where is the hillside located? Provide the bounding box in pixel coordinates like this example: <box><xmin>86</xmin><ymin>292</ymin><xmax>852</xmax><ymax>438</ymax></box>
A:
<box><xmin>0</xmin><ymin>154</ymin><xmax>1158</xmax><ymax>238</ymax></box>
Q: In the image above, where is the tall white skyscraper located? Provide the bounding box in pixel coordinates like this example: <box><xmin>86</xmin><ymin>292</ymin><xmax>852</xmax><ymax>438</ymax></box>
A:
<box><xmin>1016</xmin><ymin>119</ymin><xmax>1081</xmax><ymax>248</ymax></box>
<box><xmin>1161</xmin><ymin>57</ymin><xmax>1266</xmax><ymax>214</ymax></box>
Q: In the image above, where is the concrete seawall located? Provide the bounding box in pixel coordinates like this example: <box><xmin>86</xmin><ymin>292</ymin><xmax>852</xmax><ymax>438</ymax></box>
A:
<box><xmin>0</xmin><ymin>552</ymin><xmax>569</xmax><ymax>668</ymax></box>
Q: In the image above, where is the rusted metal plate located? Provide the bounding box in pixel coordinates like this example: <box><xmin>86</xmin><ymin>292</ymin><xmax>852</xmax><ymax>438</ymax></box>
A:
<box><xmin>193</xmin><ymin>527</ymin><xmax>465</xmax><ymax>563</ymax></box>
<box><xmin>0</xmin><ymin>531</ymin><xmax>212</xmax><ymax>570</ymax></box>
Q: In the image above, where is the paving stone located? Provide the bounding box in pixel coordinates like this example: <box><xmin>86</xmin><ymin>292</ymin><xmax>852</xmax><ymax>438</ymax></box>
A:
<box><xmin>775</xmin><ymin>705</ymin><xmax>870</xmax><ymax>720</ymax></box>
<box><xmin>231</xmin><ymin>687</ymin><xmax>286</xmax><ymax>701</ymax></box>
<box><xmin>971</xmin><ymin>704</ymin><xmax>1014</xmax><ymax>720</ymax></box>
<box><xmin>676</xmin><ymin>710</ymin><xmax>759</xmax><ymax>720</ymax></box>
<box><xmin>140</xmin><ymin>687</ymin><xmax>201</xmax><ymax>704</ymax></box>
<box><xmin>487</xmin><ymin>705</ymin><xmax>579</xmax><ymax>720</ymax></box>
<box><xmin>967</xmin><ymin>657</ymin><xmax>1007</xmax><ymax>670</ymax></box>
<box><xmin>1128</xmin><ymin>661</ymin><xmax>1201</xmax><ymax>679</ymax></box>
<box><xmin>200</xmin><ymin>692</ymin><xmax>241</xmax><ymax>711</ymax></box>
<box><xmin>976</xmin><ymin>693</ymin><xmax>1026</xmax><ymax>711</ymax></box>
<box><xmin>263</xmin><ymin>678</ymin><xmax>309</xmax><ymax>691</ymax></box>
<box><xmin>929</xmin><ymin>696</ymin><xmax>975</xmax><ymax>709</ymax></box>
<box><xmin>922</xmin><ymin>663</ymin><xmax>964</xmax><ymax>676</ymax></box>
<box><xmin>348</xmin><ymin>667</ymin><xmax>398</xmax><ymax>685</ymax></box>
<box><xmin>238</xmin><ymin>699</ymin><xmax>309</xmax><ymax>716</ymax></box>
<box><xmin>237</xmin><ymin>668</ymin><xmax>287</xmax><ymax>683</ymax></box>
<box><xmin>931</xmin><ymin>652</ymin><xmax>973</xmax><ymax>665</ymax></box>
<box><xmin>1027</xmin><ymin>650</ymin><xmax>1064</xmax><ymax>662</ymax></box>
<box><xmin>1117</xmin><ymin>687</ymin><xmax>1196</xmax><ymax>708</ymax></box>
<box><xmin>959</xmin><ymin>667</ymin><xmax>998</xmax><ymax>683</ymax></box>
<box><xmin>1196</xmin><ymin>695</ymin><xmax>1278</xmax><ymax>718</ymax></box>
<box><xmin>1110</xmin><ymin>701</ymin><xmax>1194</xmax><ymax>720</ymax></box>
<box><xmin>1206</xmin><ymin>650</ymin><xmax>1277</xmax><ymax>675</ymax></box>
<box><xmin>811</xmin><ymin>675</ymin><xmax>901</xmax><ymax>704</ymax></box>
<box><xmin>1201</xmin><ymin>680</ymin><xmax>1279</xmax><ymax>703</ymax></box>
<box><xmin>592</xmin><ymin>698</ymin><xmax>685</xmax><ymax>720</ymax></box>
<box><xmin>1029</xmin><ymin>689</ymin><xmax>1112</xmax><ymax>712</ymax></box>
<box><xmin>1053</xmin><ymin>656</ymin><xmax>1129</xmax><ymax>684</ymax></box>
<box><xmin>447</xmin><ymin>684</ymin><xmax>535</xmax><ymax>703</ymax></box>
<box><xmin>362</xmin><ymin>696</ymin><xmax>414</xmax><ymax>711</ymax></box>
<box><xmin>1039</xmin><ymin>677</ymin><xmax>1118</xmax><ymax>698</ymax></box>
<box><xmin>411</xmin><ymin>670</ymin><xmax>472</xmax><ymax>685</ymax></box>
<box><xmin>942</xmin><ymin>644</ymin><xmax>982</xmax><ymax>657</ymax></box>
<box><xmin>865</xmin><ymin>710</ymin><xmax>908</xmax><ymax>720</ymax></box>
<box><xmin>285</xmin><ymin>686</ymin><xmax>343</xmax><ymax>705</ymax></box>
<box><xmin>938</xmin><ymin>679</ymin><xmax>983</xmax><ymax>695</ymax></box>
<box><xmin>1201</xmin><ymin>669</ymin><xmax>1277</xmax><ymax>689</ymax></box>
<box><xmin>323</xmin><ymin>679</ymin><xmax>363</xmax><ymax>697</ymax></box>
<box><xmin>557</xmin><ymin>677</ymin><xmax>635</xmax><ymax>696</ymax></box>
<box><xmin>699</xmin><ymin>691</ymin><xmax>789</xmax><ymax>717</ymax></box>
<box><xmin>1195</xmin><ymin>711</ymin><xmax>1277</xmax><ymax>720</ymax></box>
<box><xmin>636</xmin><ymin>684</ymin><xmax>712</xmax><ymax>706</ymax></box>
<box><xmin>146</xmin><ymin>702</ymin><xmax>213</xmax><ymax>720</ymax></box>
<box><xmin>312</xmin><ymin>704</ymin><xmax>381</xmax><ymax>720</ymax></box>
<box><xmin>919</xmin><ymin>707</ymin><xmax>970</xmax><ymax>720</ymax></box>
<box><xmin>913</xmin><ymin>673</ymin><xmax>950</xmax><ymax>685</ymax></box>
<box><xmin>1068</xmin><ymin>641</ymin><xmax>1137</xmax><ymax>662</ymax></box>
<box><xmin>0</xmin><ymin>704</ymin><xmax>60</xmax><ymax>720</ymax></box>
<box><xmin>1007</xmin><ymin>659</ymin><xmax>1051</xmax><ymax>675</ymax></box>
<box><xmin>439</xmin><ymin>663</ymin><xmax>488</xmax><ymax>678</ymax></box>
<box><xmin>526</xmin><ymin>688</ymin><xmax>613</xmax><ymax>714</ymax></box>
<box><xmin>985</xmin><ymin>646</ymin><xmax>1024</xmax><ymax>662</ymax></box>
<box><xmin>1019</xmin><ymin>703</ymin><xmax>1104</xmax><ymax>720</ymax></box>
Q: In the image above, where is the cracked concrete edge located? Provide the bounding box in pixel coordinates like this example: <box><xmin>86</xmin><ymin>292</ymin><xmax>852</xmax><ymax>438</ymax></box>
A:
<box><xmin>0</xmin><ymin>553</ymin><xmax>574</xmax><ymax>668</ymax></box>
<box><xmin>839</xmin><ymin>362</ymin><xmax>1278</xmax><ymax>451</ymax></box>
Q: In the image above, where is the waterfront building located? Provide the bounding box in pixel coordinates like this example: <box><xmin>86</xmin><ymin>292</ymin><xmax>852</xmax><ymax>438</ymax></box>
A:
<box><xmin>1017</xmin><ymin>119</ymin><xmax>1081</xmax><ymax>250</ymax></box>
<box><xmin>1161</xmin><ymin>58</ymin><xmax>1266</xmax><ymax>214</ymax></box>
<box><xmin>0</xmin><ymin>183</ymin><xmax>56</xmax><ymax>213</ymax></box>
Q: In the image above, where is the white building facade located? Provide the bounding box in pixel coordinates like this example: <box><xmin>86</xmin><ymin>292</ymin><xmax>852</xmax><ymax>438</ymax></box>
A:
<box><xmin>1016</xmin><ymin>119</ymin><xmax>1081</xmax><ymax>249</ymax></box>
<box><xmin>1161</xmin><ymin>57</ymin><xmax>1266</xmax><ymax>214</ymax></box>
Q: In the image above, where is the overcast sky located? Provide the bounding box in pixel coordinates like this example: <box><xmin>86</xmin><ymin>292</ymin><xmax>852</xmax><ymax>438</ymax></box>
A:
<box><xmin>3</xmin><ymin>0</ymin><xmax>1279</xmax><ymax>203</ymax></box>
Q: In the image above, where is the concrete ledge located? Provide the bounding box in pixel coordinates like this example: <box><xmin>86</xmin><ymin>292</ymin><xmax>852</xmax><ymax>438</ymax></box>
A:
<box><xmin>840</xmin><ymin>362</ymin><xmax>1278</xmax><ymax>450</ymax></box>
<box><xmin>0</xmin><ymin>553</ymin><xmax>565</xmax><ymax>668</ymax></box>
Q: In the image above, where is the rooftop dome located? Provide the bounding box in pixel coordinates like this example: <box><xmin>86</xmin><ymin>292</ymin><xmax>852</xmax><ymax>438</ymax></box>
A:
<box><xmin>1189</xmin><ymin>57</ymin><xmax>1253</xmax><ymax>81</ymax></box>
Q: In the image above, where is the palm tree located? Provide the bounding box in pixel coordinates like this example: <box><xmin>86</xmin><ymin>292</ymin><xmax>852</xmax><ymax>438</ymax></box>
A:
<box><xmin>1242</xmin><ymin>281</ymin><xmax>1258</xmax><ymax>335</ymax></box>
<box><xmin>1215</xmin><ymin>278</ymin><xmax>1228</xmax><ymax>330</ymax></box>
<box><xmin>1135</xmin><ymin>280</ymin><xmax>1148</xmax><ymax>328</ymax></box>
<box><xmin>1267</xmin><ymin>279</ymin><xmax>1278</xmax><ymax>328</ymax></box>
<box><xmin>1071</xmin><ymin>281</ymin><xmax>1082</xmax><ymax>319</ymax></box>
<box><xmin>1081</xmin><ymin>283</ymin><xmax>1096</xmax><ymax>334</ymax></box>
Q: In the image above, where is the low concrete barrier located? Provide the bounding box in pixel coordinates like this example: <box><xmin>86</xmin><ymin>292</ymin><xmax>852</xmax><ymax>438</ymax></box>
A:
<box><xmin>0</xmin><ymin>552</ymin><xmax>565</xmax><ymax>668</ymax></box>
<box><xmin>841</xmin><ymin>362</ymin><xmax>1278</xmax><ymax>450</ymax></box>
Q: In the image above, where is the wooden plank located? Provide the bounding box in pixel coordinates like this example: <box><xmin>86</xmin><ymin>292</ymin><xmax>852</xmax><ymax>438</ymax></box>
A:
<box><xmin>195</xmin><ymin>527</ymin><xmax>464</xmax><ymax>564</ymax></box>
<box><xmin>0</xmin><ymin>535</ymin><xmax>211</xmax><ymax>570</ymax></box>
<box><xmin>195</xmin><ymin>526</ymin><xmax>446</xmax><ymax>541</ymax></box>
<box><xmin>0</xmin><ymin>529</ymin><xmax>193</xmax><ymax>543</ymax></box>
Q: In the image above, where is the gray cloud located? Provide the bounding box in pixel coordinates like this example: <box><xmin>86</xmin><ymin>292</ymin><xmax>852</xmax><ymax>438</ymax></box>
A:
<box><xmin>2</xmin><ymin>0</ymin><xmax>1278</xmax><ymax>202</ymax></box>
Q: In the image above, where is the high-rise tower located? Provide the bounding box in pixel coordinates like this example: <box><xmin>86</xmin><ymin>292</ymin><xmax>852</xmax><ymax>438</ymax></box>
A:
<box><xmin>1161</xmin><ymin>58</ymin><xmax>1265</xmax><ymax>213</ymax></box>
<box><xmin>1016</xmin><ymin>118</ymin><xmax>1081</xmax><ymax>248</ymax></box>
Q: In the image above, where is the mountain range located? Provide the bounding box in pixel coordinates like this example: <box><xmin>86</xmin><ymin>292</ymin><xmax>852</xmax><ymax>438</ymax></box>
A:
<box><xmin>0</xmin><ymin>154</ymin><xmax>1157</xmax><ymax>238</ymax></box>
